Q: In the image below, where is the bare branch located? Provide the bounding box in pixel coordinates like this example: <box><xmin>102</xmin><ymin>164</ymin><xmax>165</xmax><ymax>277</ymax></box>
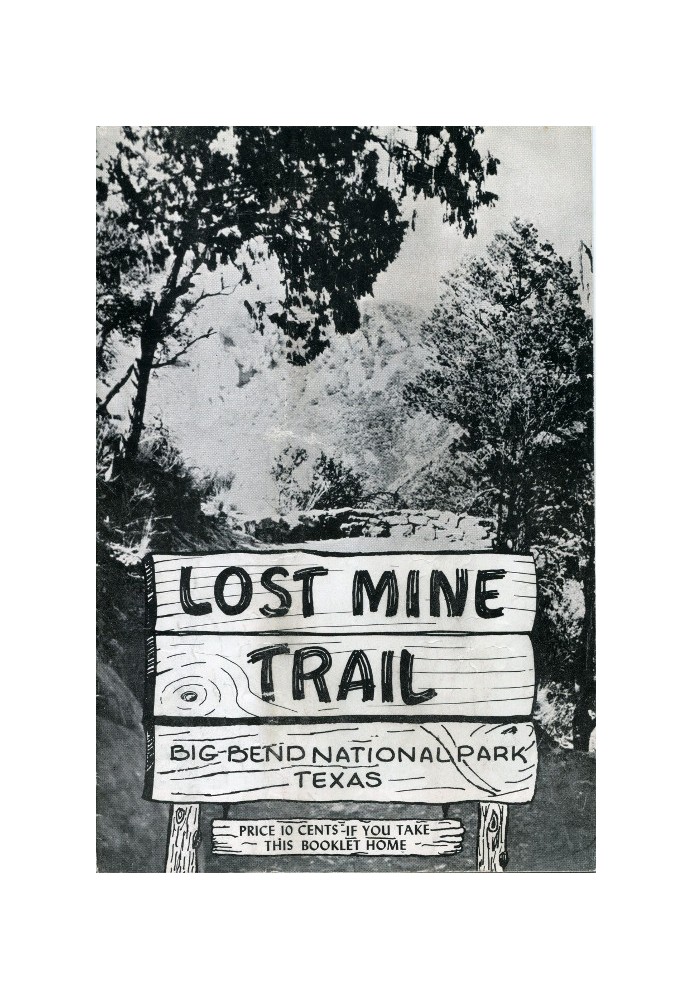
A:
<box><xmin>97</xmin><ymin>363</ymin><xmax>136</xmax><ymax>416</ymax></box>
<box><xmin>152</xmin><ymin>328</ymin><xmax>216</xmax><ymax>369</ymax></box>
<box><xmin>168</xmin><ymin>275</ymin><xmax>245</xmax><ymax>334</ymax></box>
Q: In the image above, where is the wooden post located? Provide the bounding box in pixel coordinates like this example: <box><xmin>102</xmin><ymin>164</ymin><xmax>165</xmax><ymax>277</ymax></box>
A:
<box><xmin>165</xmin><ymin>804</ymin><xmax>200</xmax><ymax>872</ymax></box>
<box><xmin>477</xmin><ymin>803</ymin><xmax>509</xmax><ymax>872</ymax></box>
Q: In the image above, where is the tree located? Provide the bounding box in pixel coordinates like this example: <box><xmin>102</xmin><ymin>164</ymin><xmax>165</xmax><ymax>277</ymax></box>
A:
<box><xmin>271</xmin><ymin>447</ymin><xmax>363</xmax><ymax>513</ymax></box>
<box><xmin>272</xmin><ymin>445</ymin><xmax>310</xmax><ymax>514</ymax></box>
<box><xmin>305</xmin><ymin>454</ymin><xmax>363</xmax><ymax>510</ymax></box>
<box><xmin>96</xmin><ymin>127</ymin><xmax>498</xmax><ymax>468</ymax></box>
<box><xmin>405</xmin><ymin>219</ymin><xmax>594</xmax><ymax>749</ymax></box>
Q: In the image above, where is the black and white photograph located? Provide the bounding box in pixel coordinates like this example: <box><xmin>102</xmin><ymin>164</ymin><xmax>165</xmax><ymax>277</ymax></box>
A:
<box><xmin>96</xmin><ymin>125</ymin><xmax>594</xmax><ymax>873</ymax></box>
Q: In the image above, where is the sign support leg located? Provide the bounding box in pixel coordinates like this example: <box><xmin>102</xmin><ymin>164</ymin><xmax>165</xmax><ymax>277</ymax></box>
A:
<box><xmin>165</xmin><ymin>804</ymin><xmax>200</xmax><ymax>872</ymax></box>
<box><xmin>477</xmin><ymin>803</ymin><xmax>508</xmax><ymax>872</ymax></box>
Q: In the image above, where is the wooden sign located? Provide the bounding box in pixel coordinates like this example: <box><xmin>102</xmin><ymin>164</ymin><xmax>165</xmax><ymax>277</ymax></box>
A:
<box><xmin>145</xmin><ymin>550</ymin><xmax>536</xmax><ymax>635</ymax></box>
<box><xmin>145</xmin><ymin>720</ymin><xmax>537</xmax><ymax>803</ymax></box>
<box><xmin>212</xmin><ymin>818</ymin><xmax>465</xmax><ymax>856</ymax></box>
<box><xmin>148</xmin><ymin>632</ymin><xmax>535</xmax><ymax>720</ymax></box>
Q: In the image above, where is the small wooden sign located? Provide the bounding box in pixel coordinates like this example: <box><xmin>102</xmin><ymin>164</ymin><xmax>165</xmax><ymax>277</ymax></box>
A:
<box><xmin>212</xmin><ymin>818</ymin><xmax>465</xmax><ymax>856</ymax></box>
<box><xmin>145</xmin><ymin>550</ymin><xmax>536</xmax><ymax>635</ymax></box>
<box><xmin>146</xmin><ymin>720</ymin><xmax>537</xmax><ymax>804</ymax></box>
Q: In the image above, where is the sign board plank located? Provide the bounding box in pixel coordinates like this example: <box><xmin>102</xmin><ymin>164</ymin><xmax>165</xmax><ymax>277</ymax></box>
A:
<box><xmin>145</xmin><ymin>551</ymin><xmax>536</xmax><ymax>635</ymax></box>
<box><xmin>149</xmin><ymin>632</ymin><xmax>535</xmax><ymax>720</ymax></box>
<box><xmin>211</xmin><ymin>818</ymin><xmax>464</xmax><ymax>856</ymax></box>
<box><xmin>146</xmin><ymin>721</ymin><xmax>537</xmax><ymax>804</ymax></box>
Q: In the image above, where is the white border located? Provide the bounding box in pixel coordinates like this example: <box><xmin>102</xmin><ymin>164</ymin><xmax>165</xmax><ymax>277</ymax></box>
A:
<box><xmin>4</xmin><ymin>1</ymin><xmax>690</xmax><ymax>996</ymax></box>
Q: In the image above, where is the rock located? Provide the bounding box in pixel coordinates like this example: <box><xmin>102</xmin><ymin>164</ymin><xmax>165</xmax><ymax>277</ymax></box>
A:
<box><xmin>97</xmin><ymin>657</ymin><xmax>143</xmax><ymax>730</ymax></box>
<box><xmin>97</xmin><ymin>716</ymin><xmax>169</xmax><ymax>872</ymax></box>
<box><xmin>246</xmin><ymin>507</ymin><xmax>492</xmax><ymax>547</ymax></box>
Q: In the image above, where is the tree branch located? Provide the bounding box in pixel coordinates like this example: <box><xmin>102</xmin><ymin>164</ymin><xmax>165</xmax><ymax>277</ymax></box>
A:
<box><xmin>97</xmin><ymin>363</ymin><xmax>136</xmax><ymax>416</ymax></box>
<box><xmin>152</xmin><ymin>328</ymin><xmax>216</xmax><ymax>369</ymax></box>
<box><xmin>356</xmin><ymin>127</ymin><xmax>433</xmax><ymax>170</ymax></box>
<box><xmin>168</xmin><ymin>274</ymin><xmax>245</xmax><ymax>334</ymax></box>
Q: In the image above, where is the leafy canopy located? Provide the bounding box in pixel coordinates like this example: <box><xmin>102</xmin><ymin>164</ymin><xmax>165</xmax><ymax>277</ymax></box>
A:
<box><xmin>406</xmin><ymin>218</ymin><xmax>593</xmax><ymax>558</ymax></box>
<box><xmin>97</xmin><ymin>126</ymin><xmax>498</xmax><ymax>377</ymax></box>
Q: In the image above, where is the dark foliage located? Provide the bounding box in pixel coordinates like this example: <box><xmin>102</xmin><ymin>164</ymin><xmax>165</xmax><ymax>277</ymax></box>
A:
<box><xmin>272</xmin><ymin>446</ymin><xmax>364</xmax><ymax>513</ymax></box>
<box><xmin>97</xmin><ymin>126</ymin><xmax>498</xmax><ymax>465</ymax></box>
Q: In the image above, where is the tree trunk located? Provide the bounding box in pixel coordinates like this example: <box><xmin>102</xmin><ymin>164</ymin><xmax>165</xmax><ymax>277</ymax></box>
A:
<box><xmin>495</xmin><ymin>491</ymin><xmax>504</xmax><ymax>550</ymax></box>
<box><xmin>573</xmin><ymin>547</ymin><xmax>596</xmax><ymax>751</ymax></box>
<box><xmin>123</xmin><ymin>336</ymin><xmax>157</xmax><ymax>465</ymax></box>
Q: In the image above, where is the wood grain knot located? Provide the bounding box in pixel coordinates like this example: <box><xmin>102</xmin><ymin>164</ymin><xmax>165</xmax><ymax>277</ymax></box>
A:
<box><xmin>159</xmin><ymin>674</ymin><xmax>223</xmax><ymax>715</ymax></box>
<box><xmin>499</xmin><ymin>850</ymin><xmax>508</xmax><ymax>869</ymax></box>
<box><xmin>175</xmin><ymin>807</ymin><xmax>186</xmax><ymax>823</ymax></box>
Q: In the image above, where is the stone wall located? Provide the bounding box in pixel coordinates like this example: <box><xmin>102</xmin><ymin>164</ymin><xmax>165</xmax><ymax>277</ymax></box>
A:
<box><xmin>234</xmin><ymin>507</ymin><xmax>494</xmax><ymax>549</ymax></box>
